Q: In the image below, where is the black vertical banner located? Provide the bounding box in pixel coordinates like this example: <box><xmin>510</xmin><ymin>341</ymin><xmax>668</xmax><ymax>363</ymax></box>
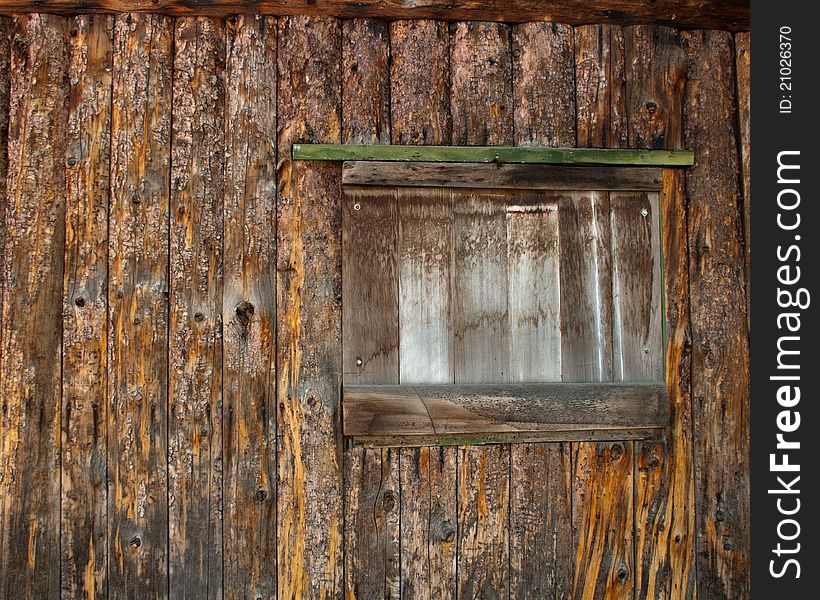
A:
<box><xmin>752</xmin><ymin>2</ymin><xmax>818</xmax><ymax>597</ymax></box>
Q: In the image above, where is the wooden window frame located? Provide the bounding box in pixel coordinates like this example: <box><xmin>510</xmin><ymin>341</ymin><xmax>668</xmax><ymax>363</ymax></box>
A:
<box><xmin>294</xmin><ymin>146</ymin><xmax>691</xmax><ymax>447</ymax></box>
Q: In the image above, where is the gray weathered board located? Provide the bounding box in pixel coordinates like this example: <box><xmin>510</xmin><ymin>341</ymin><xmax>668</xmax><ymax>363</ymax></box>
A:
<box><xmin>342</xmin><ymin>183</ymin><xmax>665</xmax><ymax>446</ymax></box>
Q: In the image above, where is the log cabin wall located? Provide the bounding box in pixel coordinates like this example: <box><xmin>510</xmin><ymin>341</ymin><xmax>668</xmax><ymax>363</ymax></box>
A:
<box><xmin>0</xmin><ymin>11</ymin><xmax>750</xmax><ymax>600</ymax></box>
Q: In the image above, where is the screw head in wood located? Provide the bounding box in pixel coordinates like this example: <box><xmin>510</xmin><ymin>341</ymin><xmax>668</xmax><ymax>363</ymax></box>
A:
<box><xmin>640</xmin><ymin>208</ymin><xmax>649</xmax><ymax>217</ymax></box>
<box><xmin>353</xmin><ymin>202</ymin><xmax>361</xmax><ymax>211</ymax></box>
<box><xmin>355</xmin><ymin>356</ymin><xmax>363</xmax><ymax>367</ymax></box>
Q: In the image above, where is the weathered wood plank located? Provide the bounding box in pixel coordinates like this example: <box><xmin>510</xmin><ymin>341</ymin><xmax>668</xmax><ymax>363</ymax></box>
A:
<box><xmin>559</xmin><ymin>192</ymin><xmax>613</xmax><ymax>383</ymax></box>
<box><xmin>736</xmin><ymin>31</ymin><xmax>750</xmax><ymax>328</ymax></box>
<box><xmin>682</xmin><ymin>29</ymin><xmax>750</xmax><ymax>599</ymax></box>
<box><xmin>343</xmin><ymin>162</ymin><xmax>663</xmax><ymax>191</ymax></box>
<box><xmin>390</xmin><ymin>19</ymin><xmax>449</xmax><ymax>145</ymax></box>
<box><xmin>168</xmin><ymin>16</ymin><xmax>225</xmax><ymax>599</ymax></box>
<box><xmin>623</xmin><ymin>25</ymin><xmax>686</xmax><ymax>150</ymax></box>
<box><xmin>0</xmin><ymin>17</ymin><xmax>10</xmax><ymax>338</ymax></box>
<box><xmin>356</xmin><ymin>429</ymin><xmax>666</xmax><ymax>448</ymax></box>
<box><xmin>572</xmin><ymin>442</ymin><xmax>634</xmax><ymax>600</ymax></box>
<box><xmin>634</xmin><ymin>170</ymin><xmax>695</xmax><ymax>600</ymax></box>
<box><xmin>391</xmin><ymin>20</ymin><xmax>457</xmax><ymax>598</ymax></box>
<box><xmin>345</xmin><ymin>383</ymin><xmax>668</xmax><ymax>437</ymax></box>
<box><xmin>276</xmin><ymin>15</ymin><xmax>344</xmax><ymax>600</ymax></box>
<box><xmin>609</xmin><ymin>192</ymin><xmax>663</xmax><ymax>382</ymax></box>
<box><xmin>506</xmin><ymin>193</ymin><xmax>562</xmax><ymax>384</ymax></box>
<box><xmin>108</xmin><ymin>13</ymin><xmax>172</xmax><ymax>598</ymax></box>
<box><xmin>343</xmin><ymin>18</ymin><xmax>390</xmax><ymax>145</ymax></box>
<box><xmin>512</xmin><ymin>22</ymin><xmax>575</xmax><ymax>147</ymax></box>
<box><xmin>400</xmin><ymin>447</ymin><xmax>457</xmax><ymax>599</ymax></box>
<box><xmin>222</xmin><ymin>15</ymin><xmax>278</xmax><ymax>600</ymax></box>
<box><xmin>345</xmin><ymin>448</ymin><xmax>401</xmax><ymax>599</ymax></box>
<box><xmin>343</xmin><ymin>188</ymin><xmax>399</xmax><ymax>384</ymax></box>
<box><xmin>0</xmin><ymin>14</ymin><xmax>68</xmax><ymax>599</ymax></box>
<box><xmin>510</xmin><ymin>21</ymin><xmax>575</xmax><ymax>600</ymax></box>
<box><xmin>574</xmin><ymin>24</ymin><xmax>627</xmax><ymax>149</ymax></box>
<box><xmin>510</xmin><ymin>443</ymin><xmax>572</xmax><ymax>599</ymax></box>
<box><xmin>0</xmin><ymin>1</ymin><xmax>752</xmax><ymax>30</ymax></box>
<box><xmin>61</xmin><ymin>14</ymin><xmax>113</xmax><ymax>600</ymax></box>
<box><xmin>398</xmin><ymin>187</ymin><xmax>453</xmax><ymax>385</ymax></box>
<box><xmin>450</xmin><ymin>21</ymin><xmax>512</xmax><ymax>146</ymax></box>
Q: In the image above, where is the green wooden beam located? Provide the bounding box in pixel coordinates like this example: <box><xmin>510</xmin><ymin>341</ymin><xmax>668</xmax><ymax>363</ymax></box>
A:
<box><xmin>292</xmin><ymin>144</ymin><xmax>694</xmax><ymax>166</ymax></box>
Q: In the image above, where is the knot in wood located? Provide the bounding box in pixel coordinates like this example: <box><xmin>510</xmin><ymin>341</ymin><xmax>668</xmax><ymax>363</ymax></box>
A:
<box><xmin>440</xmin><ymin>521</ymin><xmax>456</xmax><ymax>543</ymax></box>
<box><xmin>616</xmin><ymin>564</ymin><xmax>630</xmax><ymax>582</ymax></box>
<box><xmin>382</xmin><ymin>490</ymin><xmax>396</xmax><ymax>513</ymax></box>
<box><xmin>235</xmin><ymin>301</ymin><xmax>255</xmax><ymax>328</ymax></box>
<box><xmin>610</xmin><ymin>442</ymin><xmax>625</xmax><ymax>462</ymax></box>
<box><xmin>74</xmin><ymin>296</ymin><xmax>85</xmax><ymax>307</ymax></box>
<box><xmin>194</xmin><ymin>311</ymin><xmax>205</xmax><ymax>322</ymax></box>
<box><xmin>129</xmin><ymin>536</ymin><xmax>141</xmax><ymax>548</ymax></box>
<box><xmin>256</xmin><ymin>488</ymin><xmax>267</xmax><ymax>502</ymax></box>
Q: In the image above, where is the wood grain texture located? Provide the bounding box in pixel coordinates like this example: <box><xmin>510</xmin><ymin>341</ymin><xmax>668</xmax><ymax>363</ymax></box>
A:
<box><xmin>222</xmin><ymin>14</ymin><xmax>278</xmax><ymax>600</ymax></box>
<box><xmin>343</xmin><ymin>162</ymin><xmax>663</xmax><ymax>191</ymax></box>
<box><xmin>0</xmin><ymin>0</ymin><xmax>751</xmax><ymax>30</ymax></box>
<box><xmin>634</xmin><ymin>170</ymin><xmax>695</xmax><ymax>600</ymax></box>
<box><xmin>450</xmin><ymin>21</ymin><xmax>512</xmax><ymax>146</ymax></box>
<box><xmin>389</xmin><ymin>20</ymin><xmax>450</xmax><ymax>145</ymax></box>
<box><xmin>61</xmin><ymin>14</ymin><xmax>113</xmax><ymax>600</ymax></box>
<box><xmin>400</xmin><ymin>447</ymin><xmax>457</xmax><ymax>599</ymax></box>
<box><xmin>682</xmin><ymin>29</ymin><xmax>750</xmax><ymax>599</ymax></box>
<box><xmin>623</xmin><ymin>25</ymin><xmax>686</xmax><ymax>150</ymax></box>
<box><xmin>0</xmin><ymin>14</ymin><xmax>68</xmax><ymax>599</ymax></box>
<box><xmin>0</xmin><ymin>17</ymin><xmax>10</xmax><ymax>338</ymax></box>
<box><xmin>342</xmin><ymin>18</ymin><xmax>390</xmax><ymax>145</ymax></box>
<box><xmin>107</xmin><ymin>13</ymin><xmax>172</xmax><ymax>598</ymax></box>
<box><xmin>512</xmin><ymin>22</ymin><xmax>575</xmax><ymax>147</ymax></box>
<box><xmin>276</xmin><ymin>15</ymin><xmax>344</xmax><ymax>600</ymax></box>
<box><xmin>574</xmin><ymin>24</ymin><xmax>627</xmax><ymax>149</ymax></box>
<box><xmin>169</xmin><ymin>16</ymin><xmax>225</xmax><ymax>599</ymax></box>
<box><xmin>735</xmin><ymin>31</ymin><xmax>750</xmax><ymax>328</ymax></box>
<box><xmin>572</xmin><ymin>442</ymin><xmax>634</xmax><ymax>600</ymax></box>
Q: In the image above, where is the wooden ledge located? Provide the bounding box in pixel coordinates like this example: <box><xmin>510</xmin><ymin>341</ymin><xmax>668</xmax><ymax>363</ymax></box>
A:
<box><xmin>343</xmin><ymin>383</ymin><xmax>669</xmax><ymax>447</ymax></box>
<box><xmin>293</xmin><ymin>144</ymin><xmax>694</xmax><ymax>166</ymax></box>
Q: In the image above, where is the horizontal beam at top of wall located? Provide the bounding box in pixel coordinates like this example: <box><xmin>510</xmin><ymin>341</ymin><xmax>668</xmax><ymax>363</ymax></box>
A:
<box><xmin>293</xmin><ymin>144</ymin><xmax>694</xmax><ymax>167</ymax></box>
<box><xmin>0</xmin><ymin>1</ymin><xmax>749</xmax><ymax>31</ymax></box>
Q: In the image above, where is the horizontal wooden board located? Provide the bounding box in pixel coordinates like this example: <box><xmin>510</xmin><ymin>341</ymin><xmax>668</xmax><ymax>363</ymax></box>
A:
<box><xmin>344</xmin><ymin>383</ymin><xmax>668</xmax><ymax>445</ymax></box>
<box><xmin>0</xmin><ymin>1</ymin><xmax>750</xmax><ymax>30</ymax></box>
<box><xmin>295</xmin><ymin>144</ymin><xmax>694</xmax><ymax>166</ymax></box>
<box><xmin>343</xmin><ymin>162</ymin><xmax>663</xmax><ymax>190</ymax></box>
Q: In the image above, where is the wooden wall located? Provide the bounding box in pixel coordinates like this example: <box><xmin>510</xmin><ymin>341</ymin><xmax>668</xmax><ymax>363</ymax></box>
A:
<box><xmin>0</xmin><ymin>13</ymin><xmax>750</xmax><ymax>600</ymax></box>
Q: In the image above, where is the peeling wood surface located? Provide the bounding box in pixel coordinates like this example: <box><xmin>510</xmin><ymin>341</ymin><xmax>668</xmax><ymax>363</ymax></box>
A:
<box><xmin>61</xmin><ymin>14</ymin><xmax>113</xmax><ymax>600</ymax></box>
<box><xmin>107</xmin><ymin>13</ymin><xmax>172</xmax><ymax>598</ymax></box>
<box><xmin>0</xmin><ymin>1</ymin><xmax>751</xmax><ymax>30</ymax></box>
<box><xmin>683</xmin><ymin>29</ymin><xmax>750</xmax><ymax>599</ymax></box>
<box><xmin>276</xmin><ymin>15</ymin><xmax>344</xmax><ymax>600</ymax></box>
<box><xmin>0</xmin><ymin>14</ymin><xmax>68</xmax><ymax>599</ymax></box>
<box><xmin>169</xmin><ymin>16</ymin><xmax>225</xmax><ymax>599</ymax></box>
<box><xmin>222</xmin><ymin>14</ymin><xmax>278</xmax><ymax>600</ymax></box>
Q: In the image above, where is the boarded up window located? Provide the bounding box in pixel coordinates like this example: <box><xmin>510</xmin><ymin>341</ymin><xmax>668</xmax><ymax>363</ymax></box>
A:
<box><xmin>341</xmin><ymin>162</ymin><xmax>667</xmax><ymax>445</ymax></box>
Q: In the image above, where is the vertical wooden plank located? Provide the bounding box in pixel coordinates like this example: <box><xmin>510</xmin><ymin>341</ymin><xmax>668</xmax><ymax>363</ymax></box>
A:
<box><xmin>682</xmin><ymin>29</ymin><xmax>750</xmax><ymax>599</ymax></box>
<box><xmin>223</xmin><ymin>14</ymin><xmax>278</xmax><ymax>600</ymax></box>
<box><xmin>391</xmin><ymin>19</ymin><xmax>456</xmax><ymax>599</ymax></box>
<box><xmin>276</xmin><ymin>16</ymin><xmax>343</xmax><ymax>600</ymax></box>
<box><xmin>574</xmin><ymin>24</ymin><xmax>627</xmax><ymax>149</ymax></box>
<box><xmin>390</xmin><ymin>20</ymin><xmax>450</xmax><ymax>145</ymax></box>
<box><xmin>559</xmin><ymin>192</ymin><xmax>613</xmax><ymax>384</ymax></box>
<box><xmin>168</xmin><ymin>16</ymin><xmax>225</xmax><ymax>600</ymax></box>
<box><xmin>572</xmin><ymin>442</ymin><xmax>634</xmax><ymax>600</ymax></box>
<box><xmin>108</xmin><ymin>13</ymin><xmax>172</xmax><ymax>599</ymax></box>
<box><xmin>735</xmin><ymin>32</ymin><xmax>751</xmax><ymax>327</ymax></box>
<box><xmin>61</xmin><ymin>14</ymin><xmax>113</xmax><ymax>600</ymax></box>
<box><xmin>0</xmin><ymin>14</ymin><xmax>68</xmax><ymax>599</ymax></box>
<box><xmin>0</xmin><ymin>17</ymin><xmax>10</xmax><ymax>332</ymax></box>
<box><xmin>623</xmin><ymin>25</ymin><xmax>687</xmax><ymax>150</ymax></box>
<box><xmin>450</xmin><ymin>21</ymin><xmax>513</xmax><ymax>146</ymax></box>
<box><xmin>512</xmin><ymin>22</ymin><xmax>575</xmax><ymax>147</ymax></box>
<box><xmin>341</xmin><ymin>19</ymin><xmax>400</xmax><ymax>598</ymax></box>
<box><xmin>400</xmin><ymin>447</ymin><xmax>457</xmax><ymax>600</ymax></box>
<box><xmin>450</xmin><ymin>22</ymin><xmax>513</xmax><ymax>599</ymax></box>
<box><xmin>342</xmin><ymin>19</ymin><xmax>390</xmax><ymax>145</ymax></box>
<box><xmin>506</xmin><ymin>193</ymin><xmax>561</xmax><ymax>384</ymax></box>
<box><xmin>510</xmin><ymin>22</ymin><xmax>575</xmax><ymax>600</ymax></box>
<box><xmin>609</xmin><ymin>192</ymin><xmax>663</xmax><ymax>383</ymax></box>
<box><xmin>634</xmin><ymin>170</ymin><xmax>696</xmax><ymax>600</ymax></box>
<box><xmin>398</xmin><ymin>186</ymin><xmax>453</xmax><ymax>385</ymax></box>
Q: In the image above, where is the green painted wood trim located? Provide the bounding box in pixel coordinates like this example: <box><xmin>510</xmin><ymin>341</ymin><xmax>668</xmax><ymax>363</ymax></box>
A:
<box><xmin>292</xmin><ymin>144</ymin><xmax>694</xmax><ymax>166</ymax></box>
